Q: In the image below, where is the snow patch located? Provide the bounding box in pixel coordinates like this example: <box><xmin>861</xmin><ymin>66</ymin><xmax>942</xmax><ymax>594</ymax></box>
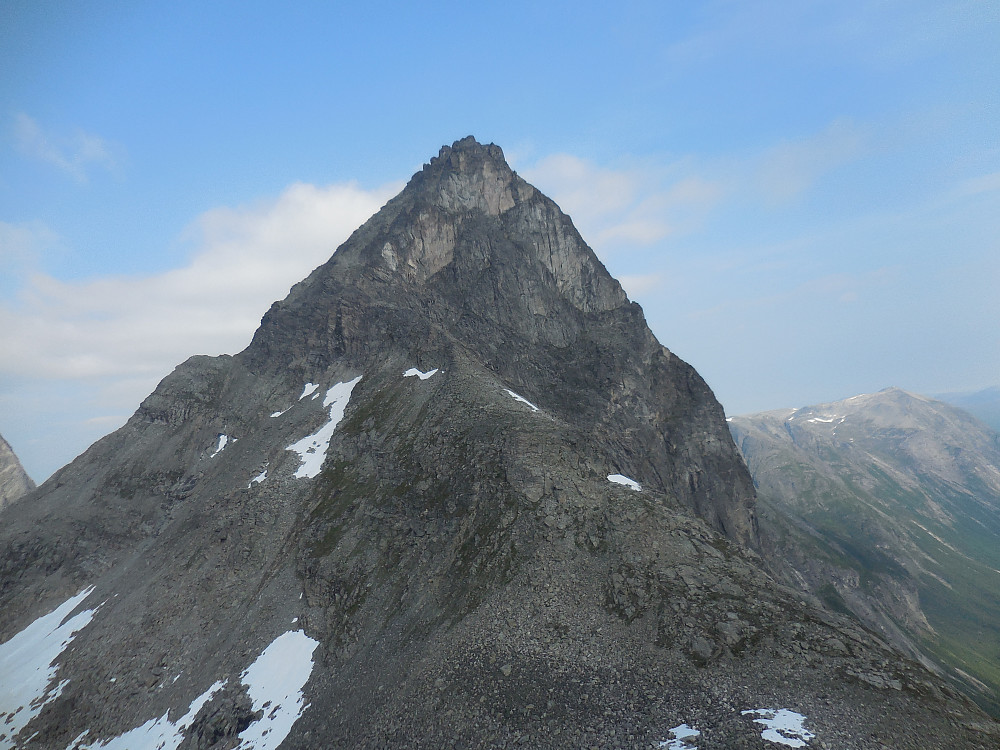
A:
<box><xmin>806</xmin><ymin>415</ymin><xmax>839</xmax><ymax>424</ymax></box>
<box><xmin>72</xmin><ymin>681</ymin><xmax>226</xmax><ymax>750</ymax></box>
<box><xmin>299</xmin><ymin>382</ymin><xmax>319</xmax><ymax>400</ymax></box>
<box><xmin>235</xmin><ymin>630</ymin><xmax>319</xmax><ymax>750</ymax></box>
<box><xmin>210</xmin><ymin>434</ymin><xmax>228</xmax><ymax>457</ymax></box>
<box><xmin>249</xmin><ymin>467</ymin><xmax>268</xmax><ymax>488</ymax></box>
<box><xmin>608</xmin><ymin>474</ymin><xmax>641</xmax><ymax>491</ymax></box>
<box><xmin>658</xmin><ymin>722</ymin><xmax>701</xmax><ymax>748</ymax></box>
<box><xmin>504</xmin><ymin>388</ymin><xmax>539</xmax><ymax>412</ymax></box>
<box><xmin>403</xmin><ymin>367</ymin><xmax>438</xmax><ymax>380</ymax></box>
<box><xmin>287</xmin><ymin>376</ymin><xmax>362</xmax><ymax>479</ymax></box>
<box><xmin>67</xmin><ymin>630</ymin><xmax>318</xmax><ymax>750</ymax></box>
<box><xmin>0</xmin><ymin>587</ymin><xmax>98</xmax><ymax>750</ymax></box>
<box><xmin>270</xmin><ymin>409</ymin><xmax>287</xmax><ymax>418</ymax></box>
<box><xmin>742</xmin><ymin>708</ymin><xmax>815</xmax><ymax>747</ymax></box>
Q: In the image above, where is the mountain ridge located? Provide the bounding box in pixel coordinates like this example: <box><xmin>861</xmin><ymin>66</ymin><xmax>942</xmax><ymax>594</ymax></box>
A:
<box><xmin>1</xmin><ymin>139</ymin><xmax>997</xmax><ymax>748</ymax></box>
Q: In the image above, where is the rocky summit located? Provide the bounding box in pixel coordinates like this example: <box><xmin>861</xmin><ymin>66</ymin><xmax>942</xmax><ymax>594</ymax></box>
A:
<box><xmin>1</xmin><ymin>139</ymin><xmax>998</xmax><ymax>749</ymax></box>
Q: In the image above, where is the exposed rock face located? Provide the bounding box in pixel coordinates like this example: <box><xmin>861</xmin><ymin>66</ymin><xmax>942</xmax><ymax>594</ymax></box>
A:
<box><xmin>731</xmin><ymin>387</ymin><xmax>1000</xmax><ymax>715</ymax></box>
<box><xmin>0</xmin><ymin>434</ymin><xmax>34</xmax><ymax>512</ymax></box>
<box><xmin>244</xmin><ymin>136</ymin><xmax>756</xmax><ymax>545</ymax></box>
<box><xmin>0</xmin><ymin>142</ymin><xmax>997</xmax><ymax>749</ymax></box>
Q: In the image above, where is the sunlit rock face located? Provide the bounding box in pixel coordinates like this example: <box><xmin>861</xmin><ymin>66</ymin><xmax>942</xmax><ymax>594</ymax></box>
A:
<box><xmin>0</xmin><ymin>433</ymin><xmax>34</xmax><ymax>512</ymax></box>
<box><xmin>0</xmin><ymin>140</ymin><xmax>997</xmax><ymax>749</ymax></box>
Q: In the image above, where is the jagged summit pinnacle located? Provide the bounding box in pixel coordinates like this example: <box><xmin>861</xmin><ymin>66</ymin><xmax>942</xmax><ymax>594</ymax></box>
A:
<box><xmin>402</xmin><ymin>136</ymin><xmax>534</xmax><ymax>218</ymax></box>
<box><xmin>427</xmin><ymin>135</ymin><xmax>510</xmax><ymax>172</ymax></box>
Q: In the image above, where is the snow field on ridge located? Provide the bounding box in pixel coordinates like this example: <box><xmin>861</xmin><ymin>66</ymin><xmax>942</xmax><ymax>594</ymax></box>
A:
<box><xmin>741</xmin><ymin>708</ymin><xmax>815</xmax><ymax>747</ymax></box>
<box><xmin>235</xmin><ymin>630</ymin><xmax>319</xmax><ymax>750</ymax></box>
<box><xmin>654</xmin><ymin>709</ymin><xmax>814</xmax><ymax>748</ymax></box>
<box><xmin>209</xmin><ymin>434</ymin><xmax>228</xmax><ymax>457</ymax></box>
<box><xmin>249</xmin><ymin>466</ymin><xmax>268</xmax><ymax>487</ymax></box>
<box><xmin>607</xmin><ymin>473</ymin><xmax>641</xmax><ymax>491</ymax></box>
<box><xmin>657</xmin><ymin>722</ymin><xmax>700</xmax><ymax>748</ymax></box>
<box><xmin>403</xmin><ymin>367</ymin><xmax>438</xmax><ymax>380</ymax></box>
<box><xmin>0</xmin><ymin>587</ymin><xmax>98</xmax><ymax>750</ymax></box>
<box><xmin>286</xmin><ymin>376</ymin><xmax>363</xmax><ymax>479</ymax></box>
<box><xmin>70</xmin><ymin>680</ymin><xmax>226</xmax><ymax>750</ymax></box>
<box><xmin>67</xmin><ymin>630</ymin><xmax>319</xmax><ymax>750</ymax></box>
<box><xmin>504</xmin><ymin>388</ymin><xmax>539</xmax><ymax>412</ymax></box>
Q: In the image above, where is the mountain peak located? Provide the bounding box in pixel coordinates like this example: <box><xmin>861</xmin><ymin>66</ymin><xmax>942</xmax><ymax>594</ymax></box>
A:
<box><xmin>307</xmin><ymin>137</ymin><xmax>623</xmax><ymax>314</ymax></box>
<box><xmin>405</xmin><ymin>135</ymin><xmax>535</xmax><ymax>217</ymax></box>
<box><xmin>435</xmin><ymin>134</ymin><xmax>506</xmax><ymax>164</ymax></box>
<box><xmin>241</xmin><ymin>139</ymin><xmax>754</xmax><ymax>543</ymax></box>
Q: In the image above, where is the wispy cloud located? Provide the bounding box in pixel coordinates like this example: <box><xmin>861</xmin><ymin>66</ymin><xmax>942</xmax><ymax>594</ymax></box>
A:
<box><xmin>617</xmin><ymin>273</ymin><xmax>664</xmax><ymax>299</ymax></box>
<box><xmin>752</xmin><ymin>119</ymin><xmax>868</xmax><ymax>205</ymax></box>
<box><xmin>952</xmin><ymin>171</ymin><xmax>1000</xmax><ymax>199</ymax></box>
<box><xmin>520</xmin><ymin>154</ymin><xmax>724</xmax><ymax>253</ymax></box>
<box><xmin>0</xmin><ymin>180</ymin><xmax>399</xmax><ymax>383</ymax></box>
<box><xmin>517</xmin><ymin>118</ymin><xmax>865</xmax><ymax>261</ymax></box>
<box><xmin>0</xmin><ymin>220</ymin><xmax>60</xmax><ymax>269</ymax></box>
<box><xmin>13</xmin><ymin>113</ymin><xmax>121</xmax><ymax>183</ymax></box>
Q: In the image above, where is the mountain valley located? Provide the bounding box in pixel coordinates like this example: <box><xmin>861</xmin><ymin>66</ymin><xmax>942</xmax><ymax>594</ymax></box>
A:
<box><xmin>731</xmin><ymin>387</ymin><xmax>1000</xmax><ymax>716</ymax></box>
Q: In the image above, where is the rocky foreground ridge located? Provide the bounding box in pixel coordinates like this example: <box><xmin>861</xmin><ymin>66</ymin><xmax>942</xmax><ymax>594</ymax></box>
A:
<box><xmin>1</xmin><ymin>139</ymin><xmax>998</xmax><ymax>749</ymax></box>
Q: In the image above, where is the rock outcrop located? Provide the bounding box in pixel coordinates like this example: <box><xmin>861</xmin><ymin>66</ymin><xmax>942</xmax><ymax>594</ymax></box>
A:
<box><xmin>0</xmin><ymin>433</ymin><xmax>34</xmax><ymax>512</ymax></box>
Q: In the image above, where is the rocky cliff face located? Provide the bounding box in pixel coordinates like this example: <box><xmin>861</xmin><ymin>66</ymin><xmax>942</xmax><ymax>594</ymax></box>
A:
<box><xmin>0</xmin><ymin>434</ymin><xmax>34</xmax><ymax>512</ymax></box>
<box><xmin>1</xmin><ymin>141</ymin><xmax>997</xmax><ymax>749</ymax></box>
<box><xmin>731</xmin><ymin>387</ymin><xmax>1000</xmax><ymax>715</ymax></box>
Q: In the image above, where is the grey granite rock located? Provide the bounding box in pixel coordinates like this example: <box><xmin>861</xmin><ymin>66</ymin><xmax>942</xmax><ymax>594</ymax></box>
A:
<box><xmin>0</xmin><ymin>433</ymin><xmax>34</xmax><ymax>512</ymax></box>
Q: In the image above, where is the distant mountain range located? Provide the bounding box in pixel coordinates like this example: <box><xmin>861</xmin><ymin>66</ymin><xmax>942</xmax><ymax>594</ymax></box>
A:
<box><xmin>937</xmin><ymin>386</ymin><xmax>1000</xmax><ymax>433</ymax></box>
<box><xmin>730</xmin><ymin>387</ymin><xmax>1000</xmax><ymax>715</ymax></box>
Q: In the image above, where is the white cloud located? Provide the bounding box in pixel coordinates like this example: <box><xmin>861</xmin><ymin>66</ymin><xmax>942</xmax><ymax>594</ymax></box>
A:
<box><xmin>617</xmin><ymin>273</ymin><xmax>663</xmax><ymax>299</ymax></box>
<box><xmin>0</xmin><ymin>179</ymin><xmax>398</xmax><ymax>481</ymax></box>
<box><xmin>520</xmin><ymin>155</ymin><xmax>723</xmax><ymax>253</ymax></box>
<box><xmin>753</xmin><ymin>119</ymin><xmax>867</xmax><ymax>205</ymax></box>
<box><xmin>0</xmin><ymin>220</ymin><xmax>61</xmax><ymax>280</ymax></box>
<box><xmin>953</xmin><ymin>171</ymin><xmax>1000</xmax><ymax>198</ymax></box>
<box><xmin>14</xmin><ymin>113</ymin><xmax>121</xmax><ymax>183</ymax></box>
<box><xmin>0</xmin><ymin>180</ymin><xmax>399</xmax><ymax>383</ymax></box>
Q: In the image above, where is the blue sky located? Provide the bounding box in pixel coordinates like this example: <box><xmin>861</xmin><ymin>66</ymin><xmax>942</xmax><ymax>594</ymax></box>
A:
<box><xmin>1</xmin><ymin>0</ymin><xmax>998</xmax><ymax>482</ymax></box>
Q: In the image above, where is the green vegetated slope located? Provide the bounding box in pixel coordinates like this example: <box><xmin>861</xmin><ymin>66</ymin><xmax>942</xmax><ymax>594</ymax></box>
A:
<box><xmin>730</xmin><ymin>388</ymin><xmax>1000</xmax><ymax>715</ymax></box>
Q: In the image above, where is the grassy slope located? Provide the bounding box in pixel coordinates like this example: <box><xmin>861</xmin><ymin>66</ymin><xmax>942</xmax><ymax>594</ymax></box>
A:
<box><xmin>742</xmin><ymin>424</ymin><xmax>1000</xmax><ymax>716</ymax></box>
